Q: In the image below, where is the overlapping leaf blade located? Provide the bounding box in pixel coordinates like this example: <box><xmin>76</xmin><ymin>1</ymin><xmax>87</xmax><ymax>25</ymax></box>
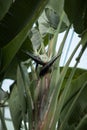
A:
<box><xmin>0</xmin><ymin>0</ymin><xmax>12</xmax><ymax>21</ymax></box>
<box><xmin>0</xmin><ymin>0</ymin><xmax>48</xmax><ymax>47</ymax></box>
<box><xmin>8</xmin><ymin>83</ymin><xmax>22</xmax><ymax>130</ymax></box>
<box><xmin>64</xmin><ymin>0</ymin><xmax>87</xmax><ymax>34</ymax></box>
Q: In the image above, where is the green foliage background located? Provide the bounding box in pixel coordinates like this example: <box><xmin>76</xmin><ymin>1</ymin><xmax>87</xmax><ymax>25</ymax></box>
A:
<box><xmin>0</xmin><ymin>0</ymin><xmax>87</xmax><ymax>130</ymax></box>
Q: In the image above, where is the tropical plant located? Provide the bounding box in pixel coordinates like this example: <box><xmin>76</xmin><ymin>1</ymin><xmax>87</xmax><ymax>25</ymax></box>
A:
<box><xmin>0</xmin><ymin>0</ymin><xmax>87</xmax><ymax>130</ymax></box>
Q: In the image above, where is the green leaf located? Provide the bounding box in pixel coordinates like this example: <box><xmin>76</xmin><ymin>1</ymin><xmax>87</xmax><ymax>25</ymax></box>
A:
<box><xmin>1</xmin><ymin>22</ymin><xmax>31</xmax><ymax>74</ymax></box>
<box><xmin>47</xmin><ymin>0</ymin><xmax>69</xmax><ymax>26</ymax></box>
<box><xmin>38</xmin><ymin>7</ymin><xmax>68</xmax><ymax>38</ymax></box>
<box><xmin>63</xmin><ymin>71</ymin><xmax>87</xmax><ymax>106</ymax></box>
<box><xmin>16</xmin><ymin>37</ymin><xmax>33</xmax><ymax>61</ymax></box>
<box><xmin>38</xmin><ymin>9</ymin><xmax>55</xmax><ymax>37</ymax></box>
<box><xmin>47</xmin><ymin>0</ymin><xmax>64</xmax><ymax>16</ymax></box>
<box><xmin>30</xmin><ymin>27</ymin><xmax>43</xmax><ymax>50</ymax></box>
<box><xmin>19</xmin><ymin>63</ymin><xmax>34</xmax><ymax>130</ymax></box>
<box><xmin>3</xmin><ymin>37</ymin><xmax>33</xmax><ymax>80</ymax></box>
<box><xmin>76</xmin><ymin>115</ymin><xmax>87</xmax><ymax>130</ymax></box>
<box><xmin>4</xmin><ymin>57</ymin><xmax>18</xmax><ymax>80</ymax></box>
<box><xmin>59</xmin><ymin>75</ymin><xmax>87</xmax><ymax>130</ymax></box>
<box><xmin>17</xmin><ymin>66</ymin><xmax>27</xmax><ymax>114</ymax></box>
<box><xmin>0</xmin><ymin>48</ymin><xmax>2</xmax><ymax>69</ymax></box>
<box><xmin>0</xmin><ymin>0</ymin><xmax>12</xmax><ymax>20</ymax></box>
<box><xmin>8</xmin><ymin>83</ymin><xmax>22</xmax><ymax>130</ymax></box>
<box><xmin>0</xmin><ymin>0</ymin><xmax>49</xmax><ymax>80</ymax></box>
<box><xmin>60</xmin><ymin>67</ymin><xmax>87</xmax><ymax>90</ymax></box>
<box><xmin>64</xmin><ymin>0</ymin><xmax>87</xmax><ymax>34</ymax></box>
<box><xmin>45</xmin><ymin>7</ymin><xmax>60</xmax><ymax>29</ymax></box>
<box><xmin>45</xmin><ymin>7</ymin><xmax>67</xmax><ymax>32</ymax></box>
<box><xmin>0</xmin><ymin>0</ymin><xmax>48</xmax><ymax>47</ymax></box>
<box><xmin>80</xmin><ymin>30</ymin><xmax>87</xmax><ymax>45</ymax></box>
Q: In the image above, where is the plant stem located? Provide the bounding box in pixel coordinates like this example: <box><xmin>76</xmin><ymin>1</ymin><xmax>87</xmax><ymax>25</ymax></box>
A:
<box><xmin>52</xmin><ymin>11</ymin><xmax>65</xmax><ymax>55</ymax></box>
<box><xmin>59</xmin><ymin>41</ymin><xmax>87</xmax><ymax>130</ymax></box>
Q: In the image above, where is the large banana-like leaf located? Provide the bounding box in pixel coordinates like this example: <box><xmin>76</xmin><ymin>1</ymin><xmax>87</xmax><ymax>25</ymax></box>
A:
<box><xmin>0</xmin><ymin>0</ymin><xmax>12</xmax><ymax>20</ymax></box>
<box><xmin>0</xmin><ymin>0</ymin><xmax>48</xmax><ymax>47</ymax></box>
<box><xmin>2</xmin><ymin>37</ymin><xmax>32</xmax><ymax>80</ymax></box>
<box><xmin>0</xmin><ymin>0</ymin><xmax>48</xmax><ymax>81</ymax></box>
<box><xmin>64</xmin><ymin>0</ymin><xmax>87</xmax><ymax>34</ymax></box>
<box><xmin>1</xmin><ymin>22</ymin><xmax>31</xmax><ymax>75</ymax></box>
